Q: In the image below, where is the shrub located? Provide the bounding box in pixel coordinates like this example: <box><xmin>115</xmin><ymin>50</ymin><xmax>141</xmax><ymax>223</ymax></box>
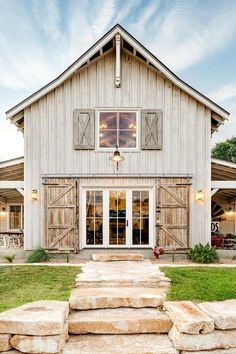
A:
<box><xmin>233</xmin><ymin>255</ymin><xmax>236</xmax><ymax>261</ymax></box>
<box><xmin>187</xmin><ymin>243</ymin><xmax>219</xmax><ymax>264</ymax></box>
<box><xmin>26</xmin><ymin>248</ymin><xmax>51</xmax><ymax>263</ymax></box>
<box><xmin>2</xmin><ymin>254</ymin><xmax>15</xmax><ymax>263</ymax></box>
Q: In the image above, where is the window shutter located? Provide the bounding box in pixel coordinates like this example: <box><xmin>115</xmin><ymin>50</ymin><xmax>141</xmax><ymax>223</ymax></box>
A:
<box><xmin>141</xmin><ymin>109</ymin><xmax>163</xmax><ymax>149</ymax></box>
<box><xmin>73</xmin><ymin>109</ymin><xmax>95</xmax><ymax>149</ymax></box>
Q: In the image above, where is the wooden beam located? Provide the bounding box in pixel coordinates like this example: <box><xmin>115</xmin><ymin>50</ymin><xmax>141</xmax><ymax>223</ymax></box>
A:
<box><xmin>211</xmin><ymin>188</ymin><xmax>219</xmax><ymax>196</ymax></box>
<box><xmin>115</xmin><ymin>33</ymin><xmax>121</xmax><ymax>87</ymax></box>
<box><xmin>211</xmin><ymin>112</ymin><xmax>226</xmax><ymax>124</ymax></box>
<box><xmin>0</xmin><ymin>181</ymin><xmax>24</xmax><ymax>189</ymax></box>
<box><xmin>211</xmin><ymin>181</ymin><xmax>236</xmax><ymax>189</ymax></box>
<box><xmin>10</xmin><ymin>111</ymin><xmax>24</xmax><ymax>124</ymax></box>
<box><xmin>17</xmin><ymin>188</ymin><xmax>24</xmax><ymax>196</ymax></box>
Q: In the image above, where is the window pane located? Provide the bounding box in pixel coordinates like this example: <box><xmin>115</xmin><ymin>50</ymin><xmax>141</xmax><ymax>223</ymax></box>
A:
<box><xmin>141</xmin><ymin>218</ymin><xmax>149</xmax><ymax>244</ymax></box>
<box><xmin>119</xmin><ymin>112</ymin><xmax>136</xmax><ymax>129</ymax></box>
<box><xmin>132</xmin><ymin>218</ymin><xmax>140</xmax><ymax>245</ymax></box>
<box><xmin>132</xmin><ymin>191</ymin><xmax>140</xmax><ymax>217</ymax></box>
<box><xmin>86</xmin><ymin>190</ymin><xmax>103</xmax><ymax>245</ymax></box>
<box><xmin>100</xmin><ymin>130</ymin><xmax>117</xmax><ymax>148</ymax></box>
<box><xmin>119</xmin><ymin>130</ymin><xmax>136</xmax><ymax>148</ymax></box>
<box><xmin>86</xmin><ymin>191</ymin><xmax>94</xmax><ymax>217</ymax></box>
<box><xmin>9</xmin><ymin>205</ymin><xmax>21</xmax><ymax>229</ymax></box>
<box><xmin>100</xmin><ymin>112</ymin><xmax>117</xmax><ymax>129</ymax></box>
<box><xmin>95</xmin><ymin>191</ymin><xmax>103</xmax><ymax>217</ymax></box>
<box><xmin>99</xmin><ymin>112</ymin><xmax>137</xmax><ymax>148</ymax></box>
<box><xmin>141</xmin><ymin>191</ymin><xmax>149</xmax><ymax>217</ymax></box>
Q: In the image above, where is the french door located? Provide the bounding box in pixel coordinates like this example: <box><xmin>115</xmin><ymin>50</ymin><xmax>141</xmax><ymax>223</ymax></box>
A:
<box><xmin>82</xmin><ymin>188</ymin><xmax>153</xmax><ymax>248</ymax></box>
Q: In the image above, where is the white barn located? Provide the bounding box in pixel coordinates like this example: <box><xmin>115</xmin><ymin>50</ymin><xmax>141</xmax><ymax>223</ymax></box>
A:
<box><xmin>5</xmin><ymin>24</ymin><xmax>230</xmax><ymax>254</ymax></box>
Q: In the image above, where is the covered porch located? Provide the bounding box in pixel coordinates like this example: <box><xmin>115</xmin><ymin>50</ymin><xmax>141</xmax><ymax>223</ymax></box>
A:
<box><xmin>211</xmin><ymin>158</ymin><xmax>236</xmax><ymax>249</ymax></box>
<box><xmin>0</xmin><ymin>157</ymin><xmax>24</xmax><ymax>249</ymax></box>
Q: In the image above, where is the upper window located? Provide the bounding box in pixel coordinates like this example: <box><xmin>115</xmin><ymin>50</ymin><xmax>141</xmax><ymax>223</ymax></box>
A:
<box><xmin>99</xmin><ymin>111</ymin><xmax>137</xmax><ymax>149</ymax></box>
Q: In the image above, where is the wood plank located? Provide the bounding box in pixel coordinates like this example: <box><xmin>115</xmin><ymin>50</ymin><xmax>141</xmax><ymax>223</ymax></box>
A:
<box><xmin>48</xmin><ymin>227</ymin><xmax>74</xmax><ymax>248</ymax></box>
<box><xmin>48</xmin><ymin>184</ymin><xmax>74</xmax><ymax>206</ymax></box>
<box><xmin>160</xmin><ymin>185</ymin><xmax>186</xmax><ymax>206</ymax></box>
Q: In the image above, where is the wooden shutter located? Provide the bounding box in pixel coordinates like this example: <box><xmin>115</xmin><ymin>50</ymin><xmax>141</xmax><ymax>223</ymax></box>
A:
<box><xmin>156</xmin><ymin>178</ymin><xmax>190</xmax><ymax>249</ymax></box>
<box><xmin>141</xmin><ymin>109</ymin><xmax>163</xmax><ymax>149</ymax></box>
<box><xmin>73</xmin><ymin>109</ymin><xmax>95</xmax><ymax>149</ymax></box>
<box><xmin>43</xmin><ymin>179</ymin><xmax>79</xmax><ymax>252</ymax></box>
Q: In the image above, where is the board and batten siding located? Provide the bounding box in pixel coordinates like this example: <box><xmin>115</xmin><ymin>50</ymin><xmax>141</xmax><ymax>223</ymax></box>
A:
<box><xmin>23</xmin><ymin>49</ymin><xmax>211</xmax><ymax>250</ymax></box>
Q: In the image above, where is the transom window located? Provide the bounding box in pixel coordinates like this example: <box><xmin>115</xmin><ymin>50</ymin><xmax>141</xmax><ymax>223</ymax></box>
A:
<box><xmin>99</xmin><ymin>111</ymin><xmax>137</xmax><ymax>148</ymax></box>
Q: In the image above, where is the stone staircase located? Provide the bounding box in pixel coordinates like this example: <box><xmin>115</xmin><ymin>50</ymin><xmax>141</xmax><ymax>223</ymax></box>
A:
<box><xmin>64</xmin><ymin>254</ymin><xmax>177</xmax><ymax>353</ymax></box>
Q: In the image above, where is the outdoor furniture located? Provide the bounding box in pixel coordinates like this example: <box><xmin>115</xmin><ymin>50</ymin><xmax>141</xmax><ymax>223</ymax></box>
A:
<box><xmin>0</xmin><ymin>231</ymin><xmax>24</xmax><ymax>249</ymax></box>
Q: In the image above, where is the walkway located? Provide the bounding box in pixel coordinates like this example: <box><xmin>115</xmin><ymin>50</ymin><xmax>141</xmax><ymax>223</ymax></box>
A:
<box><xmin>64</xmin><ymin>255</ymin><xmax>178</xmax><ymax>353</ymax></box>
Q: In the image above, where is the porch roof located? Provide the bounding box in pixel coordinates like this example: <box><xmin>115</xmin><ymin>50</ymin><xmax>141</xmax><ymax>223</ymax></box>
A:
<box><xmin>211</xmin><ymin>158</ymin><xmax>236</xmax><ymax>203</ymax></box>
<box><xmin>0</xmin><ymin>157</ymin><xmax>24</xmax><ymax>203</ymax></box>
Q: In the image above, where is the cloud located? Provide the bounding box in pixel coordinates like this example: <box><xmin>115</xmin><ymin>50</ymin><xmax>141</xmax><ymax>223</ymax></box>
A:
<box><xmin>207</xmin><ymin>82</ymin><xmax>236</xmax><ymax>103</ymax></box>
<box><xmin>146</xmin><ymin>1</ymin><xmax>236</xmax><ymax>72</ymax></box>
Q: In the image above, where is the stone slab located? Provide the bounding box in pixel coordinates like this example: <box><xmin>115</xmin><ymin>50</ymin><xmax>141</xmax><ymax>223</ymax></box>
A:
<box><xmin>10</xmin><ymin>323</ymin><xmax>68</xmax><ymax>354</ymax></box>
<box><xmin>198</xmin><ymin>299</ymin><xmax>236</xmax><ymax>330</ymax></box>
<box><xmin>69</xmin><ymin>287</ymin><xmax>166</xmax><ymax>310</ymax></box>
<box><xmin>182</xmin><ymin>349</ymin><xmax>236</xmax><ymax>354</ymax></box>
<box><xmin>76</xmin><ymin>261</ymin><xmax>171</xmax><ymax>289</ymax></box>
<box><xmin>0</xmin><ymin>300</ymin><xmax>69</xmax><ymax>335</ymax></box>
<box><xmin>169</xmin><ymin>325</ymin><xmax>236</xmax><ymax>351</ymax></box>
<box><xmin>63</xmin><ymin>334</ymin><xmax>179</xmax><ymax>354</ymax></box>
<box><xmin>68</xmin><ymin>308</ymin><xmax>172</xmax><ymax>334</ymax></box>
<box><xmin>0</xmin><ymin>333</ymin><xmax>12</xmax><ymax>351</ymax></box>
<box><xmin>164</xmin><ymin>300</ymin><xmax>214</xmax><ymax>334</ymax></box>
<box><xmin>92</xmin><ymin>253</ymin><xmax>144</xmax><ymax>261</ymax></box>
<box><xmin>1</xmin><ymin>350</ymin><xmax>21</xmax><ymax>354</ymax></box>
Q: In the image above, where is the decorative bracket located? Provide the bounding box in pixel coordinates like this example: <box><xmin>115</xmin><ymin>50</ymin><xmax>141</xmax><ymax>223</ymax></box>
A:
<box><xmin>115</xmin><ymin>33</ymin><xmax>121</xmax><ymax>87</ymax></box>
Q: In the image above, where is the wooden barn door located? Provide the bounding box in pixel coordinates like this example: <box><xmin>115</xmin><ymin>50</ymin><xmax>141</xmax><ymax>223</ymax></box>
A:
<box><xmin>156</xmin><ymin>178</ymin><xmax>190</xmax><ymax>249</ymax></box>
<box><xmin>43</xmin><ymin>179</ymin><xmax>79</xmax><ymax>252</ymax></box>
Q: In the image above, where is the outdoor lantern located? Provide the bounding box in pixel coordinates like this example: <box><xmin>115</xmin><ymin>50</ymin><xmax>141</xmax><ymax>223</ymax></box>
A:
<box><xmin>32</xmin><ymin>189</ymin><xmax>38</xmax><ymax>201</ymax></box>
<box><xmin>196</xmin><ymin>190</ymin><xmax>204</xmax><ymax>201</ymax></box>
<box><xmin>109</xmin><ymin>145</ymin><xmax>124</xmax><ymax>171</ymax></box>
<box><xmin>227</xmin><ymin>207</ymin><xmax>233</xmax><ymax>216</ymax></box>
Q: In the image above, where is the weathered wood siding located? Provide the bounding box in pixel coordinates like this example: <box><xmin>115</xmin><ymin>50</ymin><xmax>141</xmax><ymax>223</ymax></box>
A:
<box><xmin>24</xmin><ymin>49</ymin><xmax>211</xmax><ymax>250</ymax></box>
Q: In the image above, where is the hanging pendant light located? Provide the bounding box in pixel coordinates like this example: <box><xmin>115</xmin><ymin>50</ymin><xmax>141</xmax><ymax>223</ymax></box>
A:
<box><xmin>109</xmin><ymin>145</ymin><xmax>124</xmax><ymax>170</ymax></box>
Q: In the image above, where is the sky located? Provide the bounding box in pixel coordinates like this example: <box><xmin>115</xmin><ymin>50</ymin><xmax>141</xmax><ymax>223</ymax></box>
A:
<box><xmin>0</xmin><ymin>0</ymin><xmax>236</xmax><ymax>161</ymax></box>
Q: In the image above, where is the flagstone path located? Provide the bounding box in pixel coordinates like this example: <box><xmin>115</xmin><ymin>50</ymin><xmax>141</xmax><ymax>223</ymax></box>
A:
<box><xmin>64</xmin><ymin>255</ymin><xmax>177</xmax><ymax>353</ymax></box>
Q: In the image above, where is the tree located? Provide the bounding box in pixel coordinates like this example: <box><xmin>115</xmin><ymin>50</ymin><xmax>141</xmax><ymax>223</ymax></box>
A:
<box><xmin>211</xmin><ymin>137</ymin><xmax>236</xmax><ymax>163</ymax></box>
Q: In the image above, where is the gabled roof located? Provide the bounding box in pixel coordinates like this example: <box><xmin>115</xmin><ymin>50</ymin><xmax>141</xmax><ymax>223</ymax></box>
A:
<box><xmin>6</xmin><ymin>24</ymin><xmax>229</xmax><ymax>132</ymax></box>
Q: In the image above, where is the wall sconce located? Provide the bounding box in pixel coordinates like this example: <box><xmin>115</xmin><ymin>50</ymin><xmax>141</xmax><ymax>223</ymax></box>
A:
<box><xmin>226</xmin><ymin>207</ymin><xmax>233</xmax><ymax>216</ymax></box>
<box><xmin>109</xmin><ymin>145</ymin><xmax>124</xmax><ymax>171</ymax></box>
<box><xmin>196</xmin><ymin>190</ymin><xmax>204</xmax><ymax>201</ymax></box>
<box><xmin>32</xmin><ymin>189</ymin><xmax>38</xmax><ymax>201</ymax></box>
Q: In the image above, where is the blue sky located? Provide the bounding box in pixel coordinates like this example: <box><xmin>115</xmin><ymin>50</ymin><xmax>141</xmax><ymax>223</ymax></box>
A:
<box><xmin>0</xmin><ymin>0</ymin><xmax>236</xmax><ymax>160</ymax></box>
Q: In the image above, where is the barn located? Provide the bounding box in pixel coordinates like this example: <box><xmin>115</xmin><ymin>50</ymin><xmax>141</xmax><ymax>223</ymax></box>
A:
<box><xmin>4</xmin><ymin>24</ymin><xmax>230</xmax><ymax>255</ymax></box>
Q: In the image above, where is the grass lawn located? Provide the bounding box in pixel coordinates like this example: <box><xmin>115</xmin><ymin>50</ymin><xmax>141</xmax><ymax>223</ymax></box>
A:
<box><xmin>0</xmin><ymin>266</ymin><xmax>80</xmax><ymax>312</ymax></box>
<box><xmin>162</xmin><ymin>267</ymin><xmax>236</xmax><ymax>302</ymax></box>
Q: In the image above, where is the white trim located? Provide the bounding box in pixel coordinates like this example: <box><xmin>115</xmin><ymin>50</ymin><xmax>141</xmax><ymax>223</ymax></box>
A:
<box><xmin>80</xmin><ymin>186</ymin><xmax>154</xmax><ymax>249</ymax></box>
<box><xmin>0</xmin><ymin>181</ymin><xmax>24</xmax><ymax>189</ymax></box>
<box><xmin>0</xmin><ymin>157</ymin><xmax>24</xmax><ymax>169</ymax></box>
<box><xmin>211</xmin><ymin>188</ymin><xmax>219</xmax><ymax>196</ymax></box>
<box><xmin>96</xmin><ymin>109</ymin><xmax>140</xmax><ymax>152</ymax></box>
<box><xmin>211</xmin><ymin>158</ymin><xmax>236</xmax><ymax>170</ymax></box>
<box><xmin>17</xmin><ymin>188</ymin><xmax>24</xmax><ymax>196</ymax></box>
<box><xmin>6</xmin><ymin>25</ymin><xmax>229</xmax><ymax>121</ymax></box>
<box><xmin>211</xmin><ymin>181</ymin><xmax>236</xmax><ymax>189</ymax></box>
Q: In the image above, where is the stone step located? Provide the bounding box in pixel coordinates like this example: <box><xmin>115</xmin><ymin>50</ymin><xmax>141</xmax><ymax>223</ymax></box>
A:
<box><xmin>69</xmin><ymin>287</ymin><xmax>166</xmax><ymax>310</ymax></box>
<box><xmin>0</xmin><ymin>300</ymin><xmax>69</xmax><ymax>336</ymax></box>
<box><xmin>198</xmin><ymin>299</ymin><xmax>236</xmax><ymax>330</ymax></box>
<box><xmin>76</xmin><ymin>261</ymin><xmax>171</xmax><ymax>289</ymax></box>
<box><xmin>164</xmin><ymin>301</ymin><xmax>214</xmax><ymax>334</ymax></box>
<box><xmin>63</xmin><ymin>334</ymin><xmax>178</xmax><ymax>354</ymax></box>
<box><xmin>68</xmin><ymin>308</ymin><xmax>172</xmax><ymax>334</ymax></box>
<box><xmin>92</xmin><ymin>253</ymin><xmax>144</xmax><ymax>261</ymax></box>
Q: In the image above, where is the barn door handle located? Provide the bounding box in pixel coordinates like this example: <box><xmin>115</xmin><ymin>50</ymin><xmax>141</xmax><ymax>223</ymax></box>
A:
<box><xmin>126</xmin><ymin>220</ymin><xmax>129</xmax><ymax>227</ymax></box>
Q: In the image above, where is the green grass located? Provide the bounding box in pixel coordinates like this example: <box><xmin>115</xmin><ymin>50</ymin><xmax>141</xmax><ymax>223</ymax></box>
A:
<box><xmin>162</xmin><ymin>267</ymin><xmax>236</xmax><ymax>302</ymax></box>
<box><xmin>0</xmin><ymin>266</ymin><xmax>80</xmax><ymax>312</ymax></box>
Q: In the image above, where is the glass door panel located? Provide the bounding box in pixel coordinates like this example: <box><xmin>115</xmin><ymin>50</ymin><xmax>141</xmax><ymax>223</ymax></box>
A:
<box><xmin>109</xmin><ymin>190</ymin><xmax>126</xmax><ymax>245</ymax></box>
<box><xmin>86</xmin><ymin>191</ymin><xmax>103</xmax><ymax>245</ymax></box>
<box><xmin>132</xmin><ymin>190</ymin><xmax>149</xmax><ymax>245</ymax></box>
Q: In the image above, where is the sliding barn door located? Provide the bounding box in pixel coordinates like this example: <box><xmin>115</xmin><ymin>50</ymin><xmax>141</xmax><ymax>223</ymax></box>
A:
<box><xmin>43</xmin><ymin>179</ymin><xmax>79</xmax><ymax>252</ymax></box>
<box><xmin>156</xmin><ymin>178</ymin><xmax>190</xmax><ymax>249</ymax></box>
